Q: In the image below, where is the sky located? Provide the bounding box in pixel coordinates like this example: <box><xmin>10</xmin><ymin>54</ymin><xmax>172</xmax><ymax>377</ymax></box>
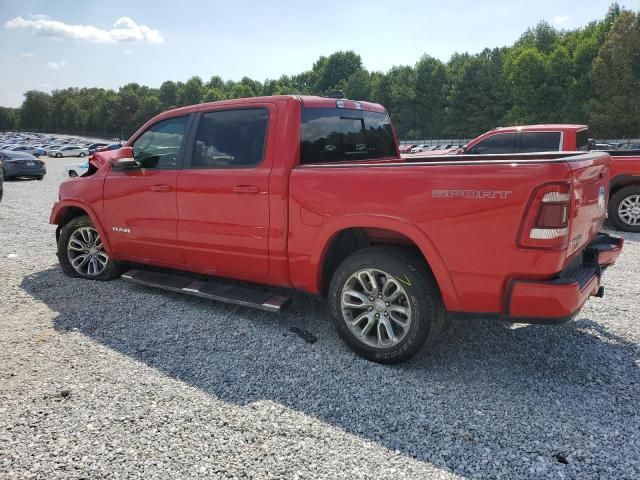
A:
<box><xmin>1</xmin><ymin>0</ymin><xmax>638</xmax><ymax>108</ymax></box>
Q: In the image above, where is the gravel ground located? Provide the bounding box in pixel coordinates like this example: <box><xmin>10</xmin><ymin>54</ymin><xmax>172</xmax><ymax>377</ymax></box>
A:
<box><xmin>1</xmin><ymin>156</ymin><xmax>639</xmax><ymax>479</ymax></box>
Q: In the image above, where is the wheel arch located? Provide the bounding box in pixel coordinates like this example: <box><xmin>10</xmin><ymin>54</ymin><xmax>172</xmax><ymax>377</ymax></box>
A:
<box><xmin>610</xmin><ymin>175</ymin><xmax>640</xmax><ymax>196</ymax></box>
<box><xmin>311</xmin><ymin>216</ymin><xmax>460</xmax><ymax>311</ymax></box>
<box><xmin>52</xmin><ymin>201</ymin><xmax>114</xmax><ymax>256</ymax></box>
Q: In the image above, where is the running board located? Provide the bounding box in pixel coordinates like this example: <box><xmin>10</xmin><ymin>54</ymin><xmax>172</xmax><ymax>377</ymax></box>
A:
<box><xmin>121</xmin><ymin>269</ymin><xmax>290</xmax><ymax>313</ymax></box>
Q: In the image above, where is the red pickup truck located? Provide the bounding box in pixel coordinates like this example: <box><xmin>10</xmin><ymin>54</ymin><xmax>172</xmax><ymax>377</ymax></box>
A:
<box><xmin>50</xmin><ymin>96</ymin><xmax>623</xmax><ymax>363</ymax></box>
<box><xmin>458</xmin><ymin>125</ymin><xmax>640</xmax><ymax>232</ymax></box>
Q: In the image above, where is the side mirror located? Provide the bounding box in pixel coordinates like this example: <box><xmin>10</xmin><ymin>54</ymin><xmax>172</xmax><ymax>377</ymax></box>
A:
<box><xmin>110</xmin><ymin>146</ymin><xmax>138</xmax><ymax>171</ymax></box>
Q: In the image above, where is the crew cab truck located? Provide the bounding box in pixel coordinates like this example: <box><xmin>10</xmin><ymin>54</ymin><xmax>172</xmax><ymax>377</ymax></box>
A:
<box><xmin>50</xmin><ymin>96</ymin><xmax>623</xmax><ymax>364</ymax></box>
<box><xmin>458</xmin><ymin>125</ymin><xmax>640</xmax><ymax>232</ymax></box>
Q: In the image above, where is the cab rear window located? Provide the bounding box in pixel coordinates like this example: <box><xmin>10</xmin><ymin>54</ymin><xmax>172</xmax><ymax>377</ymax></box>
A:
<box><xmin>300</xmin><ymin>108</ymin><xmax>396</xmax><ymax>164</ymax></box>
<box><xmin>519</xmin><ymin>132</ymin><xmax>562</xmax><ymax>153</ymax></box>
<box><xmin>576</xmin><ymin>129</ymin><xmax>590</xmax><ymax>151</ymax></box>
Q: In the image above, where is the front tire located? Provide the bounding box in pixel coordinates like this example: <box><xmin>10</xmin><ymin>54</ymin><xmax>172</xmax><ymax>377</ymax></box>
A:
<box><xmin>68</xmin><ymin>170</ymin><xmax>78</xmax><ymax>178</ymax></box>
<box><xmin>328</xmin><ymin>246</ymin><xmax>444</xmax><ymax>364</ymax></box>
<box><xmin>57</xmin><ymin>215</ymin><xmax>121</xmax><ymax>280</ymax></box>
<box><xmin>55</xmin><ymin>153</ymin><xmax>62</xmax><ymax>158</ymax></box>
<box><xmin>608</xmin><ymin>185</ymin><xmax>640</xmax><ymax>232</ymax></box>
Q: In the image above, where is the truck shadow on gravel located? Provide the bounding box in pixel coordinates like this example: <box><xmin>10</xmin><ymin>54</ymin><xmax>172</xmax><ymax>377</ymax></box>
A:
<box><xmin>22</xmin><ymin>267</ymin><xmax>640</xmax><ymax>477</ymax></box>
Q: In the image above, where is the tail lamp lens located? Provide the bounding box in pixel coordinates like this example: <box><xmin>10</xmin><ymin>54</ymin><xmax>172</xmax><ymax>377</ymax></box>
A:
<box><xmin>520</xmin><ymin>184</ymin><xmax>572</xmax><ymax>248</ymax></box>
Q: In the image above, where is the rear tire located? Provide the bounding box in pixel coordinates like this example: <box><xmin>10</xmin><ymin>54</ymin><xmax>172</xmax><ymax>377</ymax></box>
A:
<box><xmin>68</xmin><ymin>171</ymin><xmax>78</xmax><ymax>178</ymax></box>
<box><xmin>35</xmin><ymin>175</ymin><xmax>44</xmax><ymax>180</ymax></box>
<box><xmin>328</xmin><ymin>246</ymin><xmax>444</xmax><ymax>364</ymax></box>
<box><xmin>608</xmin><ymin>185</ymin><xmax>640</xmax><ymax>232</ymax></box>
<box><xmin>79</xmin><ymin>152</ymin><xmax>85</xmax><ymax>157</ymax></box>
<box><xmin>57</xmin><ymin>215</ymin><xmax>121</xmax><ymax>280</ymax></box>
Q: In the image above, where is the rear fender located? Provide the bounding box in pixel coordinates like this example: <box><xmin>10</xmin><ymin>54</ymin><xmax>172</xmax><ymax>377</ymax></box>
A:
<box><xmin>309</xmin><ymin>215</ymin><xmax>460</xmax><ymax>311</ymax></box>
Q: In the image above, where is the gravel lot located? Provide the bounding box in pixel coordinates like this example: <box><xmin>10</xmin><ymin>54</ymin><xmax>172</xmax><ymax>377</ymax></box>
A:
<box><xmin>1</xmin><ymin>156</ymin><xmax>639</xmax><ymax>479</ymax></box>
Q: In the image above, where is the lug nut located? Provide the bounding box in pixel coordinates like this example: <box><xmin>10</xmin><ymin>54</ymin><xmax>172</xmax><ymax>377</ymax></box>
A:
<box><xmin>384</xmin><ymin>312</ymin><xmax>389</xmax><ymax>317</ymax></box>
<box><xmin>375</xmin><ymin>313</ymin><xmax>380</xmax><ymax>318</ymax></box>
<box><xmin>378</xmin><ymin>294</ymin><xmax>383</xmax><ymax>298</ymax></box>
<box><xmin>368</xmin><ymin>307</ymin><xmax>373</xmax><ymax>311</ymax></box>
<box><xmin>386</xmin><ymin>302</ymin><xmax>390</xmax><ymax>306</ymax></box>
<box><xmin>369</xmin><ymin>296</ymin><xmax>374</xmax><ymax>301</ymax></box>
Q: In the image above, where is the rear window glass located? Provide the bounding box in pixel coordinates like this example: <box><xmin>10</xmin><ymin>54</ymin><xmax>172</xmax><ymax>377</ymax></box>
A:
<box><xmin>467</xmin><ymin>133</ymin><xmax>516</xmax><ymax>154</ymax></box>
<box><xmin>519</xmin><ymin>132</ymin><xmax>562</xmax><ymax>153</ymax></box>
<box><xmin>300</xmin><ymin>108</ymin><xmax>396</xmax><ymax>164</ymax></box>
<box><xmin>576</xmin><ymin>129</ymin><xmax>589</xmax><ymax>151</ymax></box>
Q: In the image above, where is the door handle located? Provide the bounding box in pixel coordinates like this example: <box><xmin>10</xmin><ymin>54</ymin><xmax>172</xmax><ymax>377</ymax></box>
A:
<box><xmin>233</xmin><ymin>185</ymin><xmax>259</xmax><ymax>194</ymax></box>
<box><xmin>150</xmin><ymin>184</ymin><xmax>172</xmax><ymax>192</ymax></box>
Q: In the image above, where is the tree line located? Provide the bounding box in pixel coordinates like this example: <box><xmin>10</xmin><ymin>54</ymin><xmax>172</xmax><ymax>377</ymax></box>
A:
<box><xmin>1</xmin><ymin>3</ymin><xmax>638</xmax><ymax>140</ymax></box>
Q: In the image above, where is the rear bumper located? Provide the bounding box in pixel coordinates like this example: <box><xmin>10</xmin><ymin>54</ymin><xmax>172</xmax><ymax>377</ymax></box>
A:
<box><xmin>506</xmin><ymin>232</ymin><xmax>623</xmax><ymax>324</ymax></box>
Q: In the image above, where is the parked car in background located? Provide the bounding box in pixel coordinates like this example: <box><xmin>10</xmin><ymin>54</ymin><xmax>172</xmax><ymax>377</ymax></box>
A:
<box><xmin>94</xmin><ymin>142</ymin><xmax>124</xmax><ymax>153</ymax></box>
<box><xmin>592</xmin><ymin>143</ymin><xmax>612</xmax><ymax>150</ymax></box>
<box><xmin>64</xmin><ymin>160</ymin><xmax>90</xmax><ymax>178</ymax></box>
<box><xmin>410</xmin><ymin>144</ymin><xmax>431</xmax><ymax>153</ymax></box>
<box><xmin>398</xmin><ymin>144</ymin><xmax>417</xmax><ymax>154</ymax></box>
<box><xmin>86</xmin><ymin>142</ymin><xmax>109</xmax><ymax>154</ymax></box>
<box><xmin>0</xmin><ymin>156</ymin><xmax>3</xmax><ymax>201</ymax></box>
<box><xmin>6</xmin><ymin>145</ymin><xmax>45</xmax><ymax>157</ymax></box>
<box><xmin>49</xmin><ymin>146</ymin><xmax>90</xmax><ymax>158</ymax></box>
<box><xmin>0</xmin><ymin>151</ymin><xmax>46</xmax><ymax>180</ymax></box>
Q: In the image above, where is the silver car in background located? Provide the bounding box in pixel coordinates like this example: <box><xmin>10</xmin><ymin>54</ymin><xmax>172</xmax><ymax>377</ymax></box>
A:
<box><xmin>49</xmin><ymin>146</ymin><xmax>90</xmax><ymax>158</ymax></box>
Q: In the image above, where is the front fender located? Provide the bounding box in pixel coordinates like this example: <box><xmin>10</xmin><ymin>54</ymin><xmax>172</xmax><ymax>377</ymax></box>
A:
<box><xmin>307</xmin><ymin>214</ymin><xmax>461</xmax><ymax>311</ymax></box>
<box><xmin>50</xmin><ymin>198</ymin><xmax>114</xmax><ymax>257</ymax></box>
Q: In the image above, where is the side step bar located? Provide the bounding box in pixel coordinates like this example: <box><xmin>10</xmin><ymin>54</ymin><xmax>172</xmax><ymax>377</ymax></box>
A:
<box><xmin>121</xmin><ymin>269</ymin><xmax>290</xmax><ymax>313</ymax></box>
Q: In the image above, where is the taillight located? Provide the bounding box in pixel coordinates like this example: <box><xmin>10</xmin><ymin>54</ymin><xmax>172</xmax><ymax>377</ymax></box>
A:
<box><xmin>519</xmin><ymin>183</ymin><xmax>571</xmax><ymax>249</ymax></box>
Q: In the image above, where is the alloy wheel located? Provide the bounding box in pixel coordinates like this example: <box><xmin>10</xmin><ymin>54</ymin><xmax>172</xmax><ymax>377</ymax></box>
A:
<box><xmin>67</xmin><ymin>226</ymin><xmax>109</xmax><ymax>276</ymax></box>
<box><xmin>341</xmin><ymin>269</ymin><xmax>412</xmax><ymax>348</ymax></box>
<box><xmin>618</xmin><ymin>194</ymin><xmax>640</xmax><ymax>226</ymax></box>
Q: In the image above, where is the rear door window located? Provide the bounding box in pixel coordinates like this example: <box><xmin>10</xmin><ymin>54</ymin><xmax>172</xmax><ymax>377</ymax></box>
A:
<box><xmin>300</xmin><ymin>108</ymin><xmax>396</xmax><ymax>164</ymax></box>
<box><xmin>467</xmin><ymin>133</ymin><xmax>516</xmax><ymax>154</ymax></box>
<box><xmin>191</xmin><ymin>108</ymin><xmax>268</xmax><ymax>168</ymax></box>
<box><xmin>519</xmin><ymin>132</ymin><xmax>562</xmax><ymax>153</ymax></box>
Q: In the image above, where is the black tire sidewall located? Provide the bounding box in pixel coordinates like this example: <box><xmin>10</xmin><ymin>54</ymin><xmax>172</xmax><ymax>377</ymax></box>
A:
<box><xmin>328</xmin><ymin>247</ymin><xmax>441</xmax><ymax>364</ymax></box>
<box><xmin>608</xmin><ymin>185</ymin><xmax>640</xmax><ymax>233</ymax></box>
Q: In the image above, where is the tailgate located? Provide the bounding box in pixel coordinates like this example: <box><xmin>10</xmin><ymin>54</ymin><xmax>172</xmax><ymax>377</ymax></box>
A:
<box><xmin>566</xmin><ymin>151</ymin><xmax>611</xmax><ymax>259</ymax></box>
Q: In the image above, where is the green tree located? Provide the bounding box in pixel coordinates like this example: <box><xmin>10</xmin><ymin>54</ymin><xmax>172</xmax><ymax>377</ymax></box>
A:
<box><xmin>447</xmin><ymin>49</ymin><xmax>510</xmax><ymax>137</ymax></box>
<box><xmin>504</xmin><ymin>47</ymin><xmax>548</xmax><ymax>123</ymax></box>
<box><xmin>414</xmin><ymin>55</ymin><xmax>448</xmax><ymax>137</ymax></box>
<box><xmin>178</xmin><ymin>76</ymin><xmax>205</xmax><ymax>106</ymax></box>
<box><xmin>313</xmin><ymin>51</ymin><xmax>364</xmax><ymax>94</ymax></box>
<box><xmin>203</xmin><ymin>88</ymin><xmax>225</xmax><ymax>102</ymax></box>
<box><xmin>590</xmin><ymin>9</ymin><xmax>640</xmax><ymax>137</ymax></box>
<box><xmin>0</xmin><ymin>107</ymin><xmax>17</xmax><ymax>130</ymax></box>
<box><xmin>20</xmin><ymin>90</ymin><xmax>51</xmax><ymax>130</ymax></box>
<box><xmin>344</xmin><ymin>70</ymin><xmax>372</xmax><ymax>101</ymax></box>
<box><xmin>159</xmin><ymin>81</ymin><xmax>179</xmax><ymax>109</ymax></box>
